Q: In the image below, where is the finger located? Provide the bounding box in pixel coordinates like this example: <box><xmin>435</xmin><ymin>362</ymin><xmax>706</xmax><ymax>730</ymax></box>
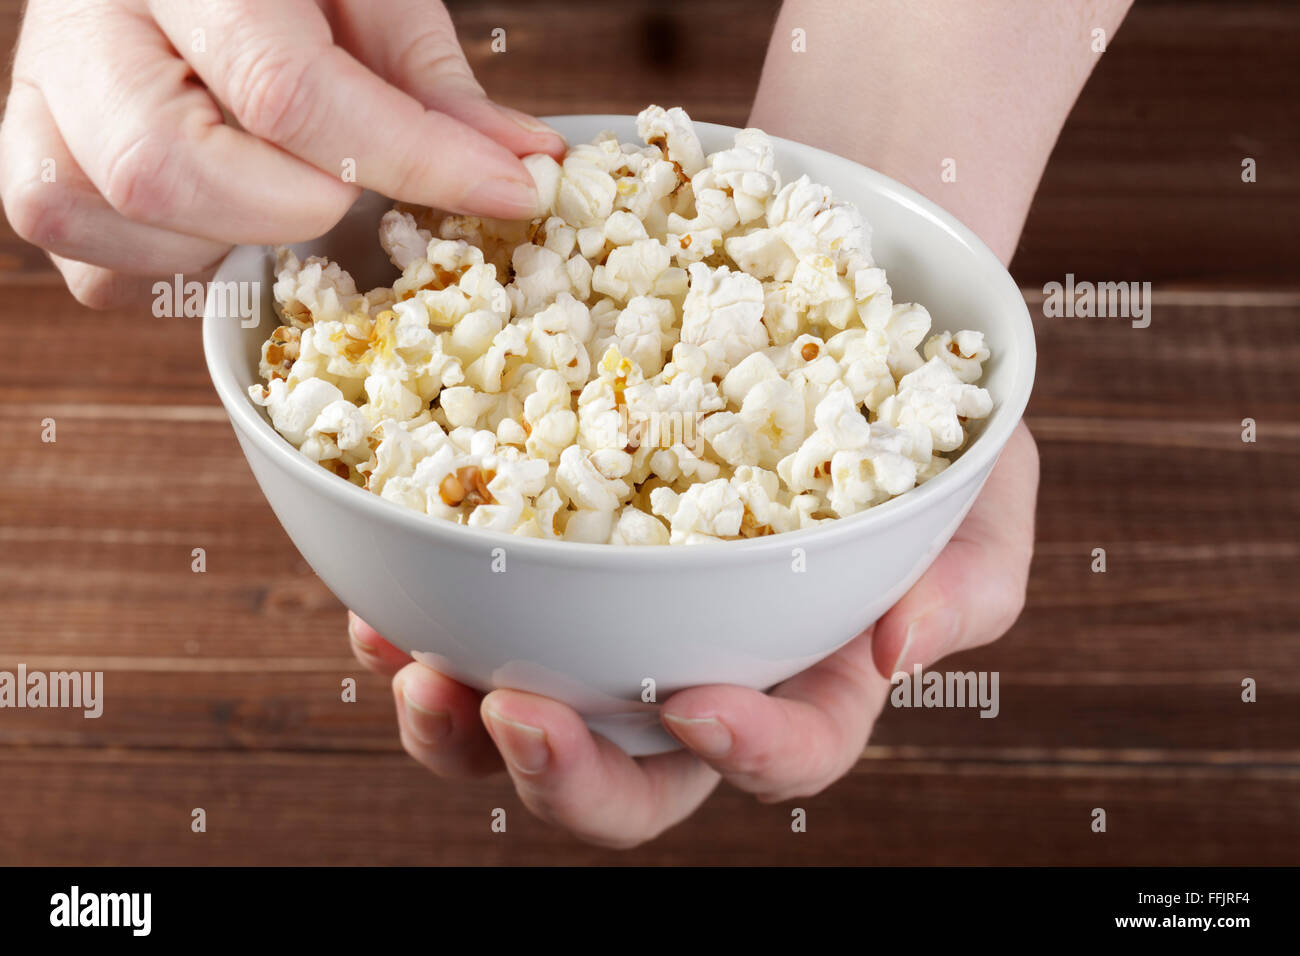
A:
<box><xmin>871</xmin><ymin>421</ymin><xmax>1040</xmax><ymax>677</ymax></box>
<box><xmin>661</xmin><ymin>629</ymin><xmax>889</xmax><ymax>802</ymax></box>
<box><xmin>48</xmin><ymin>253</ymin><xmax>168</xmax><ymax>310</ymax></box>
<box><xmin>346</xmin><ymin>611</ymin><xmax>411</xmax><ymax>678</ymax></box>
<box><xmin>23</xmin><ymin>2</ymin><xmax>358</xmax><ymax>243</ymax></box>
<box><xmin>149</xmin><ymin>0</ymin><xmax>544</xmax><ymax>218</ymax></box>
<box><xmin>0</xmin><ymin>80</ymin><xmax>230</xmax><ymax>274</ymax></box>
<box><xmin>480</xmin><ymin>689</ymin><xmax>719</xmax><ymax>849</ymax></box>
<box><xmin>392</xmin><ymin>660</ymin><xmax>502</xmax><ymax>779</ymax></box>
<box><xmin>330</xmin><ymin>0</ymin><xmax>565</xmax><ymax>158</ymax></box>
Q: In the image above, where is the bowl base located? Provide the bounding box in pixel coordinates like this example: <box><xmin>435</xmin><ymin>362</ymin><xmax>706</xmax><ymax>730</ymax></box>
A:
<box><xmin>585</xmin><ymin>713</ymin><xmax>682</xmax><ymax>756</ymax></box>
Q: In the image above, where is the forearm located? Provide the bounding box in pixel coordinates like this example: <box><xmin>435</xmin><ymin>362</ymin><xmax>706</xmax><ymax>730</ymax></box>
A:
<box><xmin>750</xmin><ymin>0</ymin><xmax>1132</xmax><ymax>264</ymax></box>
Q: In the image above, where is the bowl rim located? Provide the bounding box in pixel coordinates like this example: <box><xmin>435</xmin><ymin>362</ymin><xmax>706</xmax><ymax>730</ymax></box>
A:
<box><xmin>203</xmin><ymin>114</ymin><xmax>1036</xmax><ymax>568</ymax></box>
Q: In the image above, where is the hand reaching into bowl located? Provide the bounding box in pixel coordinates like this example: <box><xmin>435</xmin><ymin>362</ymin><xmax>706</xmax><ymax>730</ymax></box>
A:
<box><xmin>0</xmin><ymin>0</ymin><xmax>563</xmax><ymax>308</ymax></box>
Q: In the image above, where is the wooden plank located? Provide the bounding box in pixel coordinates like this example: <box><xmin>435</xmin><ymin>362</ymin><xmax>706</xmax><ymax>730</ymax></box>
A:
<box><xmin>0</xmin><ymin>668</ymin><xmax>1294</xmax><ymax>757</ymax></box>
<box><xmin>1</xmin><ymin>749</ymin><xmax>1296</xmax><ymax>865</ymax></box>
<box><xmin>1017</xmin><ymin>0</ymin><xmax>1300</xmax><ymax>286</ymax></box>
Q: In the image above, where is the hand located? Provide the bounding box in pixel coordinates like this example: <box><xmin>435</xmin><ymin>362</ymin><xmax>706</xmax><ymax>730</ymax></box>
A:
<box><xmin>349</xmin><ymin>422</ymin><xmax>1039</xmax><ymax>848</ymax></box>
<box><xmin>0</xmin><ymin>0</ymin><xmax>564</xmax><ymax>308</ymax></box>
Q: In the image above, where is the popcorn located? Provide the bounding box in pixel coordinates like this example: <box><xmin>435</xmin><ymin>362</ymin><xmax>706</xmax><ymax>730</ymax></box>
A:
<box><xmin>667</xmin><ymin>186</ymin><xmax>739</xmax><ymax>237</ymax></box>
<box><xmin>251</xmin><ymin>377</ymin><xmax>342</xmax><ymax>446</ymax></box>
<box><xmin>767</xmin><ymin>175</ymin><xmax>872</xmax><ymax>275</ymax></box>
<box><xmin>824</xmin><ymin>327</ymin><xmax>896</xmax><ymax>410</ymax></box>
<box><xmin>699</xmin><ymin>354</ymin><xmax>803</xmax><ymax>468</ymax></box>
<box><xmin>403</xmin><ymin>427</ymin><xmax>510</xmax><ymax>523</ymax></box>
<box><xmin>875</xmin><ymin>357</ymin><xmax>993</xmax><ymax>452</ymax></box>
<box><xmin>699</xmin><ymin>412</ymin><xmax>758</xmax><ymax>467</ymax></box>
<box><xmin>258</xmin><ymin>324</ymin><xmax>301</xmax><ymax>382</ymax></box>
<box><xmin>362</xmin><ymin>419</ymin><xmax>449</xmax><ymax>494</ymax></box>
<box><xmin>576</xmin><ymin>345</ymin><xmax>644</xmax><ymax>453</ymax></box>
<box><xmin>272</xmin><ymin>249</ymin><xmax>363</xmax><ymax>327</ymax></box>
<box><xmin>444</xmin><ymin>309</ymin><xmax>504</xmax><ymax>365</ymax></box>
<box><xmin>735</xmin><ymin>376</ymin><xmax>807</xmax><ymax>468</ymax></box>
<box><xmin>507</xmin><ymin>243</ymin><xmax>573</xmax><ymax>315</ymax></box>
<box><xmin>591</xmin><ymin>239</ymin><xmax>677</xmax><ymax>302</ymax></box>
<box><xmin>466</xmin><ymin>453</ymin><xmax>551</xmax><ymax>535</ymax></box>
<box><xmin>300</xmin><ymin>399</ymin><xmax>371</xmax><ymax>464</ymax></box>
<box><xmin>523</xmin><ymin>369</ymin><xmax>579</xmax><ymax>462</ymax></box>
<box><xmin>780</xmin><ymin>384</ymin><xmax>930</xmax><ymax>517</ymax></box>
<box><xmin>251</xmin><ymin>106</ymin><xmax>996</xmax><ymax>544</ymax></box>
<box><xmin>563</xmin><ymin>508</ymin><xmax>617</xmax><ymax>543</ymax></box>
<box><xmin>530</xmin><ymin>487</ymin><xmax>565</xmax><ymax>539</ymax></box>
<box><xmin>437</xmin><ymin>214</ymin><xmax>530</xmax><ymax>276</ymax></box>
<box><xmin>698</xmin><ymin>128</ymin><xmax>781</xmax><ymax>224</ymax></box>
<box><xmin>636</xmin><ymin>105</ymin><xmax>706</xmax><ymax>178</ymax></box>
<box><xmin>604</xmin><ymin>211</ymin><xmax>650</xmax><ymax>246</ymax></box>
<box><xmin>528</xmin><ymin>293</ymin><xmax>594</xmax><ymax>389</ymax></box>
<box><xmin>438</xmin><ymin>385</ymin><xmax>507</xmax><ymax>430</ymax></box>
<box><xmin>610</xmin><ymin>150</ymin><xmax>679</xmax><ymax>222</ymax></box>
<box><xmin>392</xmin><ymin>239</ymin><xmax>497</xmax><ymax>309</ymax></box>
<box><xmin>610</xmin><ymin>505</ymin><xmax>671</xmax><ymax>546</ymax></box>
<box><xmin>613</xmin><ymin>296</ymin><xmax>677</xmax><ymax>376</ymax></box>
<box><xmin>679</xmin><ymin>263</ymin><xmax>768</xmax><ymax>378</ymax></box>
<box><xmin>557</xmin><ymin>444</ymin><xmax>628</xmax><ymax>512</ymax></box>
<box><xmin>923</xmin><ymin>329</ymin><xmax>990</xmax><ymax>384</ymax></box>
<box><xmin>467</xmin><ymin>321</ymin><xmax>530</xmax><ymax>393</ymax></box>
<box><xmin>362</xmin><ymin>371</ymin><xmax>423</xmax><ymax>425</ymax></box>
<box><xmin>730</xmin><ymin>465</ymin><xmax>820</xmax><ymax>535</ymax></box>
<box><xmin>881</xmin><ymin>302</ymin><xmax>932</xmax><ymax>378</ymax></box>
<box><xmin>378</xmin><ymin>209</ymin><xmax>432</xmax><ymax>270</ymax></box>
<box><xmin>650</xmin><ymin>479</ymin><xmax>744</xmax><ymax>543</ymax></box>
<box><xmin>666</xmin><ymin>226</ymin><xmax>723</xmax><ymax>266</ymax></box>
<box><xmin>724</xmin><ymin>229</ymin><xmax>798</xmax><ymax>282</ymax></box>
<box><xmin>554</xmin><ymin>143</ymin><xmax>618</xmax><ymax>228</ymax></box>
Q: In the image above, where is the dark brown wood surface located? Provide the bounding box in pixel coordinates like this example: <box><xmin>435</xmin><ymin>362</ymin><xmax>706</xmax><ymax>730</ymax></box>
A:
<box><xmin>1</xmin><ymin>0</ymin><xmax>1297</xmax><ymax>865</ymax></box>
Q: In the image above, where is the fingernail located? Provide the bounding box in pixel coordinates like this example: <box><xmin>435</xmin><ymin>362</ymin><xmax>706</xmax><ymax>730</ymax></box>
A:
<box><xmin>497</xmin><ymin>105</ymin><xmax>565</xmax><ymax>142</ymax></box>
<box><xmin>892</xmin><ymin>608</ymin><xmax>961</xmax><ymax>673</ymax></box>
<box><xmin>462</xmin><ymin>178</ymin><xmax>542</xmax><ymax>218</ymax></box>
<box><xmin>485</xmin><ymin>709</ymin><xmax>549</xmax><ymax>774</ymax></box>
<box><xmin>402</xmin><ymin>688</ymin><xmax>452</xmax><ymax>745</ymax></box>
<box><xmin>347</xmin><ymin>615</ymin><xmax>380</xmax><ymax>655</ymax></box>
<box><xmin>663</xmin><ymin>714</ymin><xmax>733</xmax><ymax>758</ymax></box>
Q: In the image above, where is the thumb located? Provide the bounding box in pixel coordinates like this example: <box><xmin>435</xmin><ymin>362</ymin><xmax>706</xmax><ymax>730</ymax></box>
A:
<box><xmin>871</xmin><ymin>422</ymin><xmax>1039</xmax><ymax>677</ymax></box>
<box><xmin>333</xmin><ymin>0</ymin><xmax>566</xmax><ymax>159</ymax></box>
<box><xmin>870</xmin><ymin>538</ymin><xmax>1029</xmax><ymax>678</ymax></box>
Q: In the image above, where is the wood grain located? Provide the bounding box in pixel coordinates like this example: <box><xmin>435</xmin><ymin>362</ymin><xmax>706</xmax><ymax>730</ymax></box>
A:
<box><xmin>1</xmin><ymin>0</ymin><xmax>1298</xmax><ymax>865</ymax></box>
<box><xmin>2</xmin><ymin>749</ymin><xmax>1295</xmax><ymax>866</ymax></box>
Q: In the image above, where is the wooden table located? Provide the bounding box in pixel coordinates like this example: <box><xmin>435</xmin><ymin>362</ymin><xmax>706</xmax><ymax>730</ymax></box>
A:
<box><xmin>1</xmin><ymin>0</ymin><xmax>1297</xmax><ymax>864</ymax></box>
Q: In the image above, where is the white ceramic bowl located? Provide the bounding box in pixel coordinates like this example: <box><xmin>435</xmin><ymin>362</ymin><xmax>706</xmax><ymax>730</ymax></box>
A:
<box><xmin>203</xmin><ymin>116</ymin><xmax>1035</xmax><ymax>755</ymax></box>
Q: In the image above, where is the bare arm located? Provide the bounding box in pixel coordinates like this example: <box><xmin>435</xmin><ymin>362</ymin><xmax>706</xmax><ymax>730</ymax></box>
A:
<box><xmin>751</xmin><ymin>0</ymin><xmax>1133</xmax><ymax>263</ymax></box>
